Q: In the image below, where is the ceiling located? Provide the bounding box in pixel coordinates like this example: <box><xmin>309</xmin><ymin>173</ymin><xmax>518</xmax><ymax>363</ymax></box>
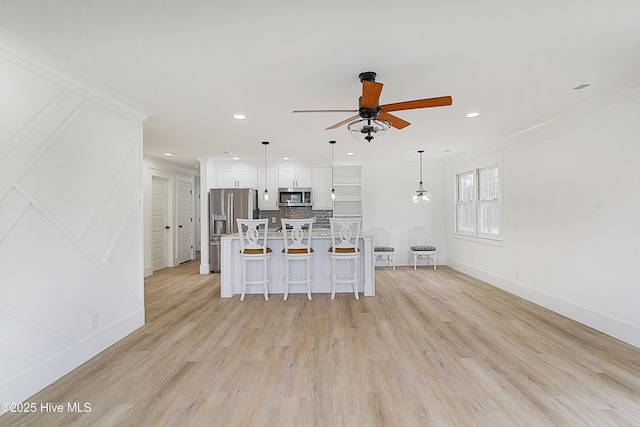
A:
<box><xmin>1</xmin><ymin>0</ymin><xmax>639</xmax><ymax>170</ymax></box>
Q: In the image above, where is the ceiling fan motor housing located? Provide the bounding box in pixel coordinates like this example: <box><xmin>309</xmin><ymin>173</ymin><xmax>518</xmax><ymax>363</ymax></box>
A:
<box><xmin>359</xmin><ymin>71</ymin><xmax>377</xmax><ymax>82</ymax></box>
<box><xmin>359</xmin><ymin>106</ymin><xmax>379</xmax><ymax>119</ymax></box>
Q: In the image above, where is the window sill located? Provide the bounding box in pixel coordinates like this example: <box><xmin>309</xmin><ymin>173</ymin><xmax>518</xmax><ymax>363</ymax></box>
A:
<box><xmin>453</xmin><ymin>233</ymin><xmax>504</xmax><ymax>247</ymax></box>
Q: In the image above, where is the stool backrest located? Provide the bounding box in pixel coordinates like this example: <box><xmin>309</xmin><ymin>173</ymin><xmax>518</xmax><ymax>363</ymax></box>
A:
<box><xmin>282</xmin><ymin>218</ymin><xmax>314</xmax><ymax>254</ymax></box>
<box><xmin>236</xmin><ymin>218</ymin><xmax>269</xmax><ymax>254</ymax></box>
<box><xmin>329</xmin><ymin>218</ymin><xmax>361</xmax><ymax>253</ymax></box>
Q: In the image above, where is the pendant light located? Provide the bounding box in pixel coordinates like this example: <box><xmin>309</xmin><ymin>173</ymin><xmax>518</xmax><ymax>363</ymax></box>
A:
<box><xmin>413</xmin><ymin>150</ymin><xmax>431</xmax><ymax>203</ymax></box>
<box><xmin>262</xmin><ymin>141</ymin><xmax>269</xmax><ymax>201</ymax></box>
<box><xmin>329</xmin><ymin>140</ymin><xmax>336</xmax><ymax>200</ymax></box>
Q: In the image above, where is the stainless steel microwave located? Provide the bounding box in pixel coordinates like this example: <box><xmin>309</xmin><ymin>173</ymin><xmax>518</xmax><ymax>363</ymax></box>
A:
<box><xmin>278</xmin><ymin>188</ymin><xmax>312</xmax><ymax>207</ymax></box>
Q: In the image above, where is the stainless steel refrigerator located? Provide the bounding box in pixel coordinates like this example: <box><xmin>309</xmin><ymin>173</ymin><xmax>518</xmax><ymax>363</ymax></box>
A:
<box><xmin>209</xmin><ymin>188</ymin><xmax>259</xmax><ymax>272</ymax></box>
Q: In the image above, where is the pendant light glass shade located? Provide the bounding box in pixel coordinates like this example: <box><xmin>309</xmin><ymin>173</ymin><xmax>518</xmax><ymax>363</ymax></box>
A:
<box><xmin>262</xmin><ymin>141</ymin><xmax>269</xmax><ymax>201</ymax></box>
<box><xmin>413</xmin><ymin>150</ymin><xmax>431</xmax><ymax>203</ymax></box>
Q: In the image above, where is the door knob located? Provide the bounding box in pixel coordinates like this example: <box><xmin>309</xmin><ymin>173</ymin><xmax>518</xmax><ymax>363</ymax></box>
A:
<box><xmin>165</xmin><ymin>226</ymin><xmax>170</xmax><ymax>229</ymax></box>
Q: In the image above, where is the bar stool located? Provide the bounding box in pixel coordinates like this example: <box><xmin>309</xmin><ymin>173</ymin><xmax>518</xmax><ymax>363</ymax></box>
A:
<box><xmin>281</xmin><ymin>218</ymin><xmax>315</xmax><ymax>300</ymax></box>
<box><xmin>236</xmin><ymin>218</ymin><xmax>272</xmax><ymax>301</ymax></box>
<box><xmin>328</xmin><ymin>218</ymin><xmax>361</xmax><ymax>300</ymax></box>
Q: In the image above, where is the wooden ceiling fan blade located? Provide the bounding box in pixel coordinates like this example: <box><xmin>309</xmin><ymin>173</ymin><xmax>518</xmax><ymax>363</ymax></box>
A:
<box><xmin>361</xmin><ymin>81</ymin><xmax>383</xmax><ymax>109</ymax></box>
<box><xmin>380</xmin><ymin>96</ymin><xmax>453</xmax><ymax>112</ymax></box>
<box><xmin>325</xmin><ymin>115</ymin><xmax>360</xmax><ymax>130</ymax></box>
<box><xmin>378</xmin><ymin>112</ymin><xmax>410</xmax><ymax>129</ymax></box>
<box><xmin>292</xmin><ymin>109</ymin><xmax>357</xmax><ymax>113</ymax></box>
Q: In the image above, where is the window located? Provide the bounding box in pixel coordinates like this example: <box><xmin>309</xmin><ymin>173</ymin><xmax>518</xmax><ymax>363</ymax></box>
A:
<box><xmin>456</xmin><ymin>171</ymin><xmax>475</xmax><ymax>233</ymax></box>
<box><xmin>456</xmin><ymin>165</ymin><xmax>501</xmax><ymax>239</ymax></box>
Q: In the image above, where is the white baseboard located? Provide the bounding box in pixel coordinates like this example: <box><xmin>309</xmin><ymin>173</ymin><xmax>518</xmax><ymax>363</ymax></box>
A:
<box><xmin>445</xmin><ymin>258</ymin><xmax>640</xmax><ymax>349</ymax></box>
<box><xmin>0</xmin><ymin>310</ymin><xmax>144</xmax><ymax>413</ymax></box>
<box><xmin>199</xmin><ymin>263</ymin><xmax>210</xmax><ymax>274</ymax></box>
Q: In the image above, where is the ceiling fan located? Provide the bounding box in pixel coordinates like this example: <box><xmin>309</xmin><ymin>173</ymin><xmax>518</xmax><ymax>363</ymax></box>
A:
<box><xmin>293</xmin><ymin>71</ymin><xmax>452</xmax><ymax>141</ymax></box>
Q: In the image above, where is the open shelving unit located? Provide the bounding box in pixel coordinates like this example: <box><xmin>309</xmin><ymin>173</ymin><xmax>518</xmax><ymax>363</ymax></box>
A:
<box><xmin>332</xmin><ymin>165</ymin><xmax>362</xmax><ymax>219</ymax></box>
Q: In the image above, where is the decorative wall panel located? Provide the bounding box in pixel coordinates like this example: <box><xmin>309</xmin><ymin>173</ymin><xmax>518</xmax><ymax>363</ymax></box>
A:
<box><xmin>0</xmin><ymin>41</ymin><xmax>147</xmax><ymax>408</ymax></box>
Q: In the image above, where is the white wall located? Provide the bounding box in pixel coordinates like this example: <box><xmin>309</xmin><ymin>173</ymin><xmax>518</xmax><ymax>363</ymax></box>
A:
<box><xmin>0</xmin><ymin>28</ymin><xmax>149</xmax><ymax>408</ymax></box>
<box><xmin>363</xmin><ymin>158</ymin><xmax>445</xmax><ymax>266</ymax></box>
<box><xmin>445</xmin><ymin>81</ymin><xmax>640</xmax><ymax>348</ymax></box>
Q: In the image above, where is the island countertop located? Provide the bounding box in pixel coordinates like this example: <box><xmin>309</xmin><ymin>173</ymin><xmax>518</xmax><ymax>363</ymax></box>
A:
<box><xmin>220</xmin><ymin>232</ymin><xmax>375</xmax><ymax>298</ymax></box>
<box><xmin>224</xmin><ymin>230</ymin><xmax>352</xmax><ymax>239</ymax></box>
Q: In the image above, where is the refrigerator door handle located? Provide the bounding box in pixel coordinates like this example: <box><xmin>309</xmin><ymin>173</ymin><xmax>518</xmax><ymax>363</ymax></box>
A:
<box><xmin>225</xmin><ymin>193</ymin><xmax>230</xmax><ymax>234</ymax></box>
<box><xmin>228</xmin><ymin>192</ymin><xmax>235</xmax><ymax>234</ymax></box>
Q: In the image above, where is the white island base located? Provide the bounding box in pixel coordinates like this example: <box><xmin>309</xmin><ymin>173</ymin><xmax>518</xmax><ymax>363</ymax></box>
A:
<box><xmin>220</xmin><ymin>231</ymin><xmax>375</xmax><ymax>298</ymax></box>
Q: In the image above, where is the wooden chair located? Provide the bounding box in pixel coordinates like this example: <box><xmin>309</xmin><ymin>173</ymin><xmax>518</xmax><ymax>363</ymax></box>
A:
<box><xmin>236</xmin><ymin>218</ymin><xmax>272</xmax><ymax>300</ymax></box>
<box><xmin>281</xmin><ymin>218</ymin><xmax>315</xmax><ymax>300</ymax></box>
<box><xmin>409</xmin><ymin>227</ymin><xmax>436</xmax><ymax>270</ymax></box>
<box><xmin>328</xmin><ymin>218</ymin><xmax>361</xmax><ymax>300</ymax></box>
<box><xmin>371</xmin><ymin>227</ymin><xmax>395</xmax><ymax>270</ymax></box>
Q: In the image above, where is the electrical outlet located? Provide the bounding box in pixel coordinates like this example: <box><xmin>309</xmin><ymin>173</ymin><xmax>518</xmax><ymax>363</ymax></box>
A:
<box><xmin>90</xmin><ymin>313</ymin><xmax>99</xmax><ymax>330</ymax></box>
<box><xmin>472</xmin><ymin>258</ymin><xmax>476</xmax><ymax>266</ymax></box>
<box><xmin>271</xmin><ymin>217</ymin><xmax>276</xmax><ymax>223</ymax></box>
<box><xmin>515</xmin><ymin>270</ymin><xmax>520</xmax><ymax>280</ymax></box>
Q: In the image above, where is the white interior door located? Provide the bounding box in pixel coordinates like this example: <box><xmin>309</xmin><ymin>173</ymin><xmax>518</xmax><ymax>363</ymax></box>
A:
<box><xmin>151</xmin><ymin>177</ymin><xmax>169</xmax><ymax>271</ymax></box>
<box><xmin>177</xmin><ymin>178</ymin><xmax>194</xmax><ymax>263</ymax></box>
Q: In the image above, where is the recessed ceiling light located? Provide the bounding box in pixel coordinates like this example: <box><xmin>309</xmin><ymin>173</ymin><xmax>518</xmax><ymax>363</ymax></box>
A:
<box><xmin>282</xmin><ymin>157</ymin><xmax>290</xmax><ymax>160</ymax></box>
<box><xmin>346</xmin><ymin>152</ymin><xmax>355</xmax><ymax>156</ymax></box>
<box><xmin>233</xmin><ymin>114</ymin><xmax>247</xmax><ymax>120</ymax></box>
<box><xmin>163</xmin><ymin>152</ymin><xmax>174</xmax><ymax>157</ymax></box>
<box><xmin>232</xmin><ymin>156</ymin><xmax>240</xmax><ymax>160</ymax></box>
<box><xmin>465</xmin><ymin>112</ymin><xmax>480</xmax><ymax>118</ymax></box>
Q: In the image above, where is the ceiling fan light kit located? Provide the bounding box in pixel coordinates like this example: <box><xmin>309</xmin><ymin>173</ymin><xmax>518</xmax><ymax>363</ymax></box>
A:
<box><xmin>293</xmin><ymin>71</ymin><xmax>452</xmax><ymax>141</ymax></box>
<box><xmin>347</xmin><ymin>118</ymin><xmax>391</xmax><ymax>142</ymax></box>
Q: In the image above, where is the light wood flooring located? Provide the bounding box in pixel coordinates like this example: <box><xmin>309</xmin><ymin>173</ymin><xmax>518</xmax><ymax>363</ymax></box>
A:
<box><xmin>3</xmin><ymin>259</ymin><xmax>640</xmax><ymax>426</ymax></box>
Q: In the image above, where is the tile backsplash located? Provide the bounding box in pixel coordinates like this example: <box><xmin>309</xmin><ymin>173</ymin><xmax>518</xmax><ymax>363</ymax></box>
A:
<box><xmin>261</xmin><ymin>207</ymin><xmax>333</xmax><ymax>229</ymax></box>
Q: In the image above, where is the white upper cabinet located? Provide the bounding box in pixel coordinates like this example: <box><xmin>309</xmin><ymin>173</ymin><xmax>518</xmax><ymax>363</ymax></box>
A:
<box><xmin>278</xmin><ymin>167</ymin><xmax>312</xmax><ymax>188</ymax></box>
<box><xmin>216</xmin><ymin>168</ymin><xmax>257</xmax><ymax>188</ymax></box>
<box><xmin>257</xmin><ymin>168</ymin><xmax>278</xmax><ymax>210</ymax></box>
<box><xmin>312</xmin><ymin>167</ymin><xmax>333</xmax><ymax>210</ymax></box>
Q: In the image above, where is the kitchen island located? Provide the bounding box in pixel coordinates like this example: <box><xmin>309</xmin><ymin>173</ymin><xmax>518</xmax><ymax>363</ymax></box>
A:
<box><xmin>220</xmin><ymin>230</ymin><xmax>375</xmax><ymax>298</ymax></box>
